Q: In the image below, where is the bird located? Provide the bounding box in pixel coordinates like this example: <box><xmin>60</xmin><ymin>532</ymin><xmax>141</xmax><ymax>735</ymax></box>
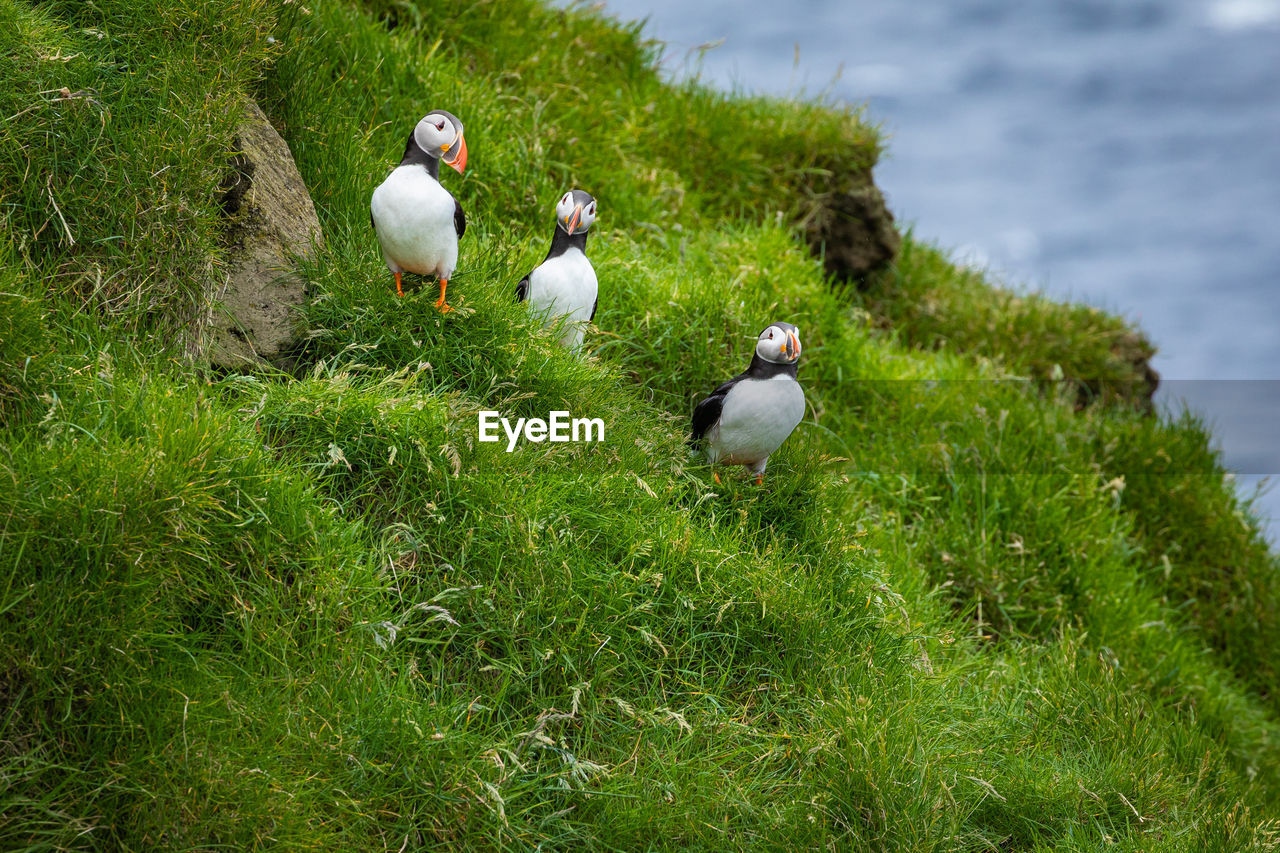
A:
<box><xmin>690</xmin><ymin>322</ymin><xmax>805</xmax><ymax>485</ymax></box>
<box><xmin>515</xmin><ymin>190</ymin><xmax>599</xmax><ymax>350</ymax></box>
<box><xmin>370</xmin><ymin>109</ymin><xmax>468</xmax><ymax>311</ymax></box>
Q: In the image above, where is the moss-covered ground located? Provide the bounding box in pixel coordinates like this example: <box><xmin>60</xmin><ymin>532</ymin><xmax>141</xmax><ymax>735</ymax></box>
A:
<box><xmin>3</xmin><ymin>1</ymin><xmax>1278</xmax><ymax>848</ymax></box>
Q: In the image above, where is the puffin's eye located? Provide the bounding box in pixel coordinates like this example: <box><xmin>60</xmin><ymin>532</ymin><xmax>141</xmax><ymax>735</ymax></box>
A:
<box><xmin>436</xmin><ymin>120</ymin><xmax>446</xmax><ymax>131</ymax></box>
<box><xmin>588</xmin><ymin>204</ymin><xmax>595</xmax><ymax>215</ymax></box>
<box><xmin>768</xmin><ymin>331</ymin><xmax>774</xmax><ymax>339</ymax></box>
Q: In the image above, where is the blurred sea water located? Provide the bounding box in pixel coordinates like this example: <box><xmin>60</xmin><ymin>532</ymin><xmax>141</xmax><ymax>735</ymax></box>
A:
<box><xmin>594</xmin><ymin>0</ymin><xmax>1280</xmax><ymax>540</ymax></box>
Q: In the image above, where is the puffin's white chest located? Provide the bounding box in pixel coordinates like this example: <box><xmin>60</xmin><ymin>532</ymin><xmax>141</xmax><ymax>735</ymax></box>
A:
<box><xmin>527</xmin><ymin>248</ymin><xmax>598</xmax><ymax>348</ymax></box>
<box><xmin>370</xmin><ymin>165</ymin><xmax>458</xmax><ymax>278</ymax></box>
<box><xmin>709</xmin><ymin>376</ymin><xmax>805</xmax><ymax>465</ymax></box>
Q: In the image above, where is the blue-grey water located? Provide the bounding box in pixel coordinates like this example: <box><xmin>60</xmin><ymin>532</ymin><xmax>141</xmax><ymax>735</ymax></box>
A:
<box><xmin>595</xmin><ymin>0</ymin><xmax>1280</xmax><ymax>540</ymax></box>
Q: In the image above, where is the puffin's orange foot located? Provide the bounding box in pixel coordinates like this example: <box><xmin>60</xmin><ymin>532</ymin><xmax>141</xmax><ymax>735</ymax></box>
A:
<box><xmin>435</xmin><ymin>278</ymin><xmax>451</xmax><ymax>313</ymax></box>
<box><xmin>394</xmin><ymin>272</ymin><xmax>404</xmax><ymax>298</ymax></box>
<box><xmin>713</xmin><ymin>471</ymin><xmax>721</xmax><ymax>485</ymax></box>
<box><xmin>754</xmin><ymin>474</ymin><xmax>764</xmax><ymax>486</ymax></box>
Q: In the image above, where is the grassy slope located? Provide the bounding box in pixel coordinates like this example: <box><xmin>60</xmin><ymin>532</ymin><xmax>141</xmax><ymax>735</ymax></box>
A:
<box><xmin>2</xmin><ymin>0</ymin><xmax>1279</xmax><ymax>849</ymax></box>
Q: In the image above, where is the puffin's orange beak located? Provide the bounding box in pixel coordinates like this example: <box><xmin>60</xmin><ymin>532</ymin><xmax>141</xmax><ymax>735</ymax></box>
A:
<box><xmin>564</xmin><ymin>204</ymin><xmax>583</xmax><ymax>235</ymax></box>
<box><xmin>443</xmin><ymin>130</ymin><xmax>467</xmax><ymax>174</ymax></box>
<box><xmin>788</xmin><ymin>332</ymin><xmax>801</xmax><ymax>359</ymax></box>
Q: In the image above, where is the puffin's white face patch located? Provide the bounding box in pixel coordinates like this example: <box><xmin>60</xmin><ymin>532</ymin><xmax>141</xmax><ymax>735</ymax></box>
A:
<box><xmin>414</xmin><ymin>113</ymin><xmax>459</xmax><ymax>155</ymax></box>
<box><xmin>579</xmin><ymin>198</ymin><xmax>597</xmax><ymax>231</ymax></box>
<box><xmin>555</xmin><ymin>190</ymin><xmax>597</xmax><ymax>234</ymax></box>
<box><xmin>755</xmin><ymin>324</ymin><xmax>802</xmax><ymax>364</ymax></box>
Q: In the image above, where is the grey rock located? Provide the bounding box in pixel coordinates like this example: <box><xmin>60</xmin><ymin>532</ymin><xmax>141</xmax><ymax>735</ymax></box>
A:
<box><xmin>199</xmin><ymin>100</ymin><xmax>321</xmax><ymax>369</ymax></box>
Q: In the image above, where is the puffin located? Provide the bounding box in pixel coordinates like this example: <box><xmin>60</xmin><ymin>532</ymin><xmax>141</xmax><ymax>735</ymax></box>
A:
<box><xmin>515</xmin><ymin>190</ymin><xmax>598</xmax><ymax>350</ymax></box>
<box><xmin>690</xmin><ymin>322</ymin><xmax>805</xmax><ymax>484</ymax></box>
<box><xmin>370</xmin><ymin>109</ymin><xmax>468</xmax><ymax>310</ymax></box>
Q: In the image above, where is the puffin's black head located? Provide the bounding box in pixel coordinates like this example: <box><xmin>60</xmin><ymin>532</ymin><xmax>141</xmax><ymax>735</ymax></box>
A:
<box><xmin>411</xmin><ymin>109</ymin><xmax>467</xmax><ymax>173</ymax></box>
<box><xmin>554</xmin><ymin>189</ymin><xmax>597</xmax><ymax>236</ymax></box>
<box><xmin>755</xmin><ymin>322</ymin><xmax>802</xmax><ymax>365</ymax></box>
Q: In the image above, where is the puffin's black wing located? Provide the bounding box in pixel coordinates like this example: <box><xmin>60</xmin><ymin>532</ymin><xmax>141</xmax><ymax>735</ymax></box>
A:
<box><xmin>690</xmin><ymin>375</ymin><xmax>743</xmax><ymax>446</ymax></box>
<box><xmin>453</xmin><ymin>198</ymin><xmax>466</xmax><ymax>239</ymax></box>
<box><xmin>515</xmin><ymin>273</ymin><xmax>531</xmax><ymax>302</ymax></box>
<box><xmin>590</xmin><ymin>296</ymin><xmax>598</xmax><ymax>322</ymax></box>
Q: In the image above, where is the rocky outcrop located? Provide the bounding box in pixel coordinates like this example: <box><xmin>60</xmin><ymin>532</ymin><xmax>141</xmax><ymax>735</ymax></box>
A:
<box><xmin>199</xmin><ymin>100</ymin><xmax>321</xmax><ymax>369</ymax></box>
<box><xmin>802</xmin><ymin>179</ymin><xmax>901</xmax><ymax>283</ymax></box>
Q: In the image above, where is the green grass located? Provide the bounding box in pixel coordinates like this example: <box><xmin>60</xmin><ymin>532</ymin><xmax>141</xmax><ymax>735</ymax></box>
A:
<box><xmin>855</xmin><ymin>235</ymin><xmax>1159</xmax><ymax>406</ymax></box>
<box><xmin>2</xmin><ymin>0</ymin><xmax>1279</xmax><ymax>849</ymax></box>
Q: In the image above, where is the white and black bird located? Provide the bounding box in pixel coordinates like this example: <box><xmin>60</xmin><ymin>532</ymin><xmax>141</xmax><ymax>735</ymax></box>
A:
<box><xmin>370</xmin><ymin>109</ymin><xmax>468</xmax><ymax>310</ymax></box>
<box><xmin>691</xmin><ymin>322</ymin><xmax>805</xmax><ymax>485</ymax></box>
<box><xmin>515</xmin><ymin>190</ymin><xmax>599</xmax><ymax>350</ymax></box>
